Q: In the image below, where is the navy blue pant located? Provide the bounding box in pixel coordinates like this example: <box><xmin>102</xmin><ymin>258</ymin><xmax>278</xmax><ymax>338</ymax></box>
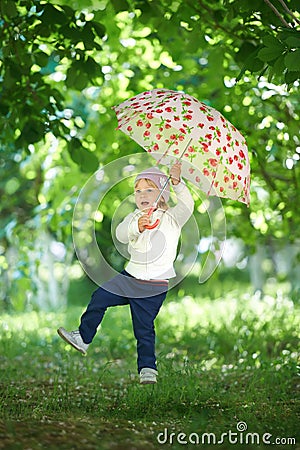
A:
<box><xmin>79</xmin><ymin>271</ymin><xmax>168</xmax><ymax>373</ymax></box>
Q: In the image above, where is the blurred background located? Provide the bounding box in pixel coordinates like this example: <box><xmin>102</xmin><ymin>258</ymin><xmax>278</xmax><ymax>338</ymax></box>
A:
<box><xmin>1</xmin><ymin>0</ymin><xmax>299</xmax><ymax>313</ymax></box>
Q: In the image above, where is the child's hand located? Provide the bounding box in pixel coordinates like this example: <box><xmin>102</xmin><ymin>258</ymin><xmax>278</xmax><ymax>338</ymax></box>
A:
<box><xmin>138</xmin><ymin>214</ymin><xmax>151</xmax><ymax>232</ymax></box>
<box><xmin>170</xmin><ymin>161</ymin><xmax>182</xmax><ymax>185</ymax></box>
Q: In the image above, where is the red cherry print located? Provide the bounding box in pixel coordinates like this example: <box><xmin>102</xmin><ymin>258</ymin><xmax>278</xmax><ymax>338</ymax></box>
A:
<box><xmin>208</xmin><ymin>158</ymin><xmax>218</xmax><ymax>167</ymax></box>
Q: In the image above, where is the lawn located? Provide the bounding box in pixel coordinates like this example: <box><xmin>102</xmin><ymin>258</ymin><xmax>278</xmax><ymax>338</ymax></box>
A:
<box><xmin>0</xmin><ymin>288</ymin><xmax>299</xmax><ymax>449</ymax></box>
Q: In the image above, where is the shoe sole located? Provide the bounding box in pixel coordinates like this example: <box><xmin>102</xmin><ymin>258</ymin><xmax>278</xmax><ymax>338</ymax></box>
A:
<box><xmin>57</xmin><ymin>328</ymin><xmax>87</xmax><ymax>356</ymax></box>
<box><xmin>140</xmin><ymin>379</ymin><xmax>157</xmax><ymax>385</ymax></box>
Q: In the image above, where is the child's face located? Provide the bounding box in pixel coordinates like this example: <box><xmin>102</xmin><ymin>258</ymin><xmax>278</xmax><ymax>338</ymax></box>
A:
<box><xmin>135</xmin><ymin>179</ymin><xmax>159</xmax><ymax>211</ymax></box>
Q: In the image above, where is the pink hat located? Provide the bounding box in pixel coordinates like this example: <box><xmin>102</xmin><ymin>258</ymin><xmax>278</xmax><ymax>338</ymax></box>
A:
<box><xmin>135</xmin><ymin>167</ymin><xmax>170</xmax><ymax>202</ymax></box>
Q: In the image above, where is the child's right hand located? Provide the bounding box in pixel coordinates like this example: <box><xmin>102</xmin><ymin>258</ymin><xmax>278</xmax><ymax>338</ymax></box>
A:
<box><xmin>138</xmin><ymin>214</ymin><xmax>151</xmax><ymax>232</ymax></box>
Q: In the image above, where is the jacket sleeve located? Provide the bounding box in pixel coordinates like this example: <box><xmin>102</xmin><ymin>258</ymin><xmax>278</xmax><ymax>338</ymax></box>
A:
<box><xmin>115</xmin><ymin>211</ymin><xmax>141</xmax><ymax>244</ymax></box>
<box><xmin>170</xmin><ymin>180</ymin><xmax>194</xmax><ymax>227</ymax></box>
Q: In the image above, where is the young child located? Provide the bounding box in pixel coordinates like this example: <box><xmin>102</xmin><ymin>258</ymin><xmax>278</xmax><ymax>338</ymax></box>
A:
<box><xmin>58</xmin><ymin>162</ymin><xmax>194</xmax><ymax>384</ymax></box>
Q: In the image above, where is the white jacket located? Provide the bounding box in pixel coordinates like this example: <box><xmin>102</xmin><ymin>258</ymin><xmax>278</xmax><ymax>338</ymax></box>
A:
<box><xmin>116</xmin><ymin>181</ymin><xmax>194</xmax><ymax>280</ymax></box>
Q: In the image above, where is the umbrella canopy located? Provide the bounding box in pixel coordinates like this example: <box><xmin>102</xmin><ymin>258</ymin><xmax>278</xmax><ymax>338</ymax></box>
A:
<box><xmin>113</xmin><ymin>88</ymin><xmax>250</xmax><ymax>205</ymax></box>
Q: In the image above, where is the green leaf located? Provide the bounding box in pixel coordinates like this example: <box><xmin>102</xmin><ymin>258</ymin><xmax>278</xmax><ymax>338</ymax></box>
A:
<box><xmin>272</xmin><ymin>55</ymin><xmax>286</xmax><ymax>75</ymax></box>
<box><xmin>111</xmin><ymin>0</ymin><xmax>130</xmax><ymax>13</ymax></box>
<box><xmin>236</xmin><ymin>46</ymin><xmax>265</xmax><ymax>81</ymax></box>
<box><xmin>17</xmin><ymin>121</ymin><xmax>45</xmax><ymax>145</ymax></box>
<box><xmin>68</xmin><ymin>139</ymin><xmax>99</xmax><ymax>172</ymax></box>
<box><xmin>1</xmin><ymin>0</ymin><xmax>18</xmax><ymax>18</ymax></box>
<box><xmin>59</xmin><ymin>5</ymin><xmax>75</xmax><ymax>19</ymax></box>
<box><xmin>258</xmin><ymin>46</ymin><xmax>284</xmax><ymax>62</ymax></box>
<box><xmin>91</xmin><ymin>21</ymin><xmax>106</xmax><ymax>38</ymax></box>
<box><xmin>40</xmin><ymin>4</ymin><xmax>67</xmax><ymax>26</ymax></box>
<box><xmin>285</xmin><ymin>70</ymin><xmax>300</xmax><ymax>84</ymax></box>
<box><xmin>262</xmin><ymin>34</ymin><xmax>283</xmax><ymax>48</ymax></box>
<box><xmin>34</xmin><ymin>51</ymin><xmax>49</xmax><ymax>68</ymax></box>
<box><xmin>284</xmin><ymin>50</ymin><xmax>300</xmax><ymax>71</ymax></box>
<box><xmin>245</xmin><ymin>55</ymin><xmax>265</xmax><ymax>72</ymax></box>
<box><xmin>235</xmin><ymin>42</ymin><xmax>257</xmax><ymax>63</ymax></box>
<box><xmin>285</xmin><ymin>36</ymin><xmax>300</xmax><ymax>48</ymax></box>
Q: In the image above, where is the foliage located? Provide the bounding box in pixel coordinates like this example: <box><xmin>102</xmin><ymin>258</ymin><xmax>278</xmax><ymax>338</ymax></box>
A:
<box><xmin>0</xmin><ymin>291</ymin><xmax>299</xmax><ymax>448</ymax></box>
<box><xmin>0</xmin><ymin>0</ymin><xmax>300</xmax><ymax>310</ymax></box>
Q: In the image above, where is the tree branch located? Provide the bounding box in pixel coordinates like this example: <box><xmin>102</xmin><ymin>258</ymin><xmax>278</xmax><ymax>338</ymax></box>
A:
<box><xmin>276</xmin><ymin>0</ymin><xmax>300</xmax><ymax>27</ymax></box>
<box><xmin>263</xmin><ymin>0</ymin><xmax>292</xmax><ymax>28</ymax></box>
<box><xmin>187</xmin><ymin>0</ymin><xmax>242</xmax><ymax>41</ymax></box>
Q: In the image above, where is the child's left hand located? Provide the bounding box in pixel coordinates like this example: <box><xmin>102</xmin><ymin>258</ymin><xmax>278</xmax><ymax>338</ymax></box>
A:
<box><xmin>170</xmin><ymin>162</ymin><xmax>182</xmax><ymax>185</ymax></box>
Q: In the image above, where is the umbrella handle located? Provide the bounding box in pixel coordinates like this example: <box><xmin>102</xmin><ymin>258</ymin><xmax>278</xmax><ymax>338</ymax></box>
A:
<box><xmin>144</xmin><ymin>219</ymin><xmax>160</xmax><ymax>229</ymax></box>
<box><xmin>144</xmin><ymin>206</ymin><xmax>160</xmax><ymax>229</ymax></box>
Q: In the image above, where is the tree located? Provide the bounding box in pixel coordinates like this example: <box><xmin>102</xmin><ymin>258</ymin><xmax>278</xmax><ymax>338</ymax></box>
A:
<box><xmin>0</xmin><ymin>0</ymin><xmax>299</xmax><ymax>310</ymax></box>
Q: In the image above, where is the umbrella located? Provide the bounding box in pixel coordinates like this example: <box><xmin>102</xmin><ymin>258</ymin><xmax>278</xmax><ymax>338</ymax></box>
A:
<box><xmin>113</xmin><ymin>88</ymin><xmax>250</xmax><ymax>208</ymax></box>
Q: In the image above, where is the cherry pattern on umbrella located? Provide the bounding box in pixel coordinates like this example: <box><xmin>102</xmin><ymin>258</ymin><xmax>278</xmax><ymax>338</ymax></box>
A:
<box><xmin>114</xmin><ymin>89</ymin><xmax>250</xmax><ymax>205</ymax></box>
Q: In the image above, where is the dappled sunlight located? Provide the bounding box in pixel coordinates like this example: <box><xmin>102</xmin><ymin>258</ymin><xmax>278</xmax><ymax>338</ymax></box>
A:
<box><xmin>161</xmin><ymin>289</ymin><xmax>297</xmax><ymax>333</ymax></box>
<box><xmin>155</xmin><ymin>290</ymin><xmax>299</xmax><ymax>379</ymax></box>
<box><xmin>0</xmin><ymin>291</ymin><xmax>298</xmax><ymax>449</ymax></box>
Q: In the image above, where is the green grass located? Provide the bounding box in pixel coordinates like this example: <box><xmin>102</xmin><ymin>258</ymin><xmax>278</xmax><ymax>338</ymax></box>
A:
<box><xmin>0</xmin><ymin>289</ymin><xmax>299</xmax><ymax>449</ymax></box>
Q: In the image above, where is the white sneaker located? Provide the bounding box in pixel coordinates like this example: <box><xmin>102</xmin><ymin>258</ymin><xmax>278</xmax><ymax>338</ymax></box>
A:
<box><xmin>140</xmin><ymin>368</ymin><xmax>158</xmax><ymax>384</ymax></box>
<box><xmin>57</xmin><ymin>327</ymin><xmax>89</xmax><ymax>355</ymax></box>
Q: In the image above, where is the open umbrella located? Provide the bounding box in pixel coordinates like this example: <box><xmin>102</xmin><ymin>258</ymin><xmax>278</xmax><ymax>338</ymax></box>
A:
<box><xmin>113</xmin><ymin>88</ymin><xmax>250</xmax><ymax>214</ymax></box>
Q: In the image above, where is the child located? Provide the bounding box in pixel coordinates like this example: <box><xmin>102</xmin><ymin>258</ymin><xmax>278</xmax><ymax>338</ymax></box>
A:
<box><xmin>58</xmin><ymin>162</ymin><xmax>194</xmax><ymax>384</ymax></box>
